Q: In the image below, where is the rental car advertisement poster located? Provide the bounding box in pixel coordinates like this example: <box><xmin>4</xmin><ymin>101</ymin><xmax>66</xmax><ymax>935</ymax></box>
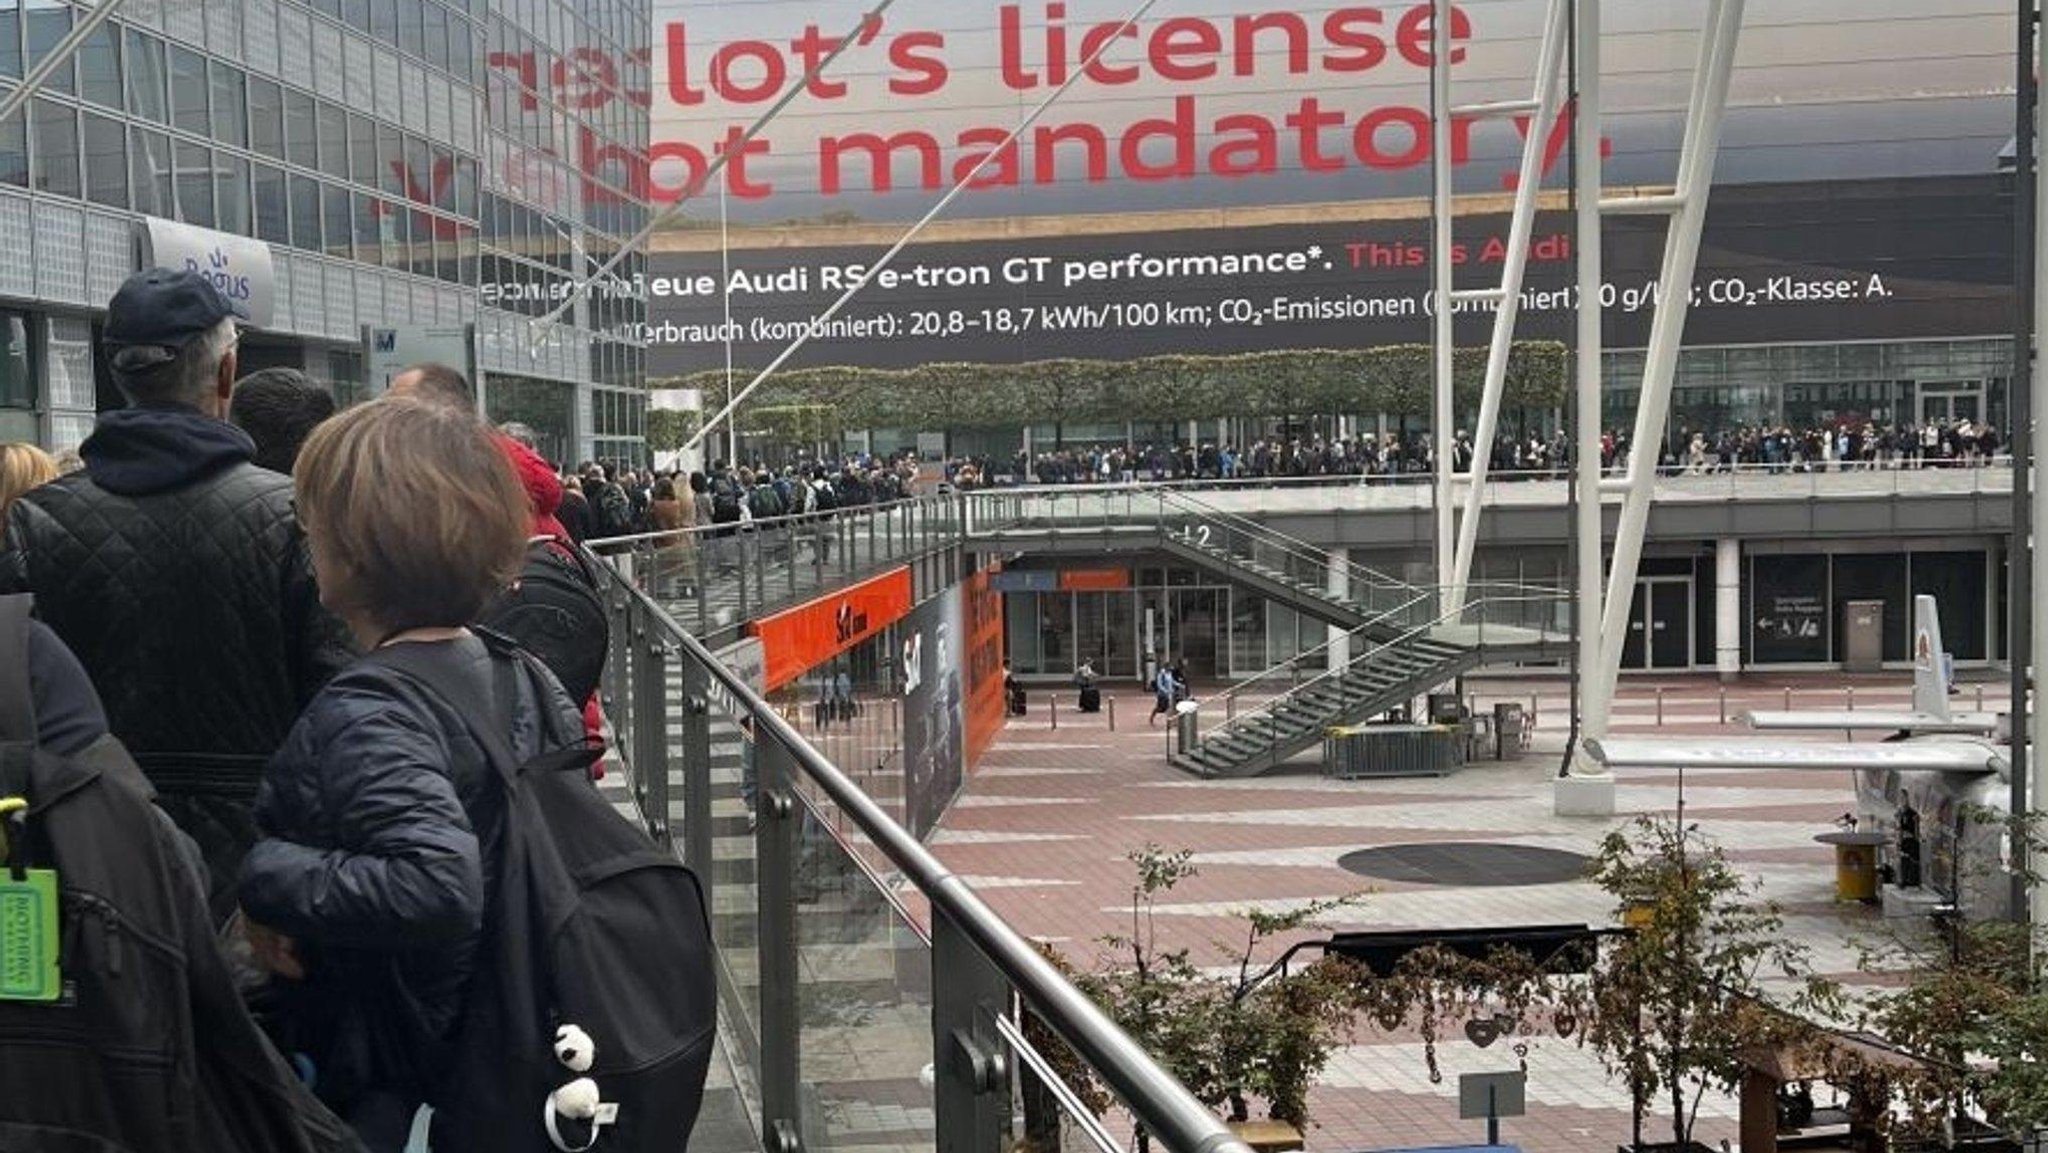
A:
<box><xmin>642</xmin><ymin>1</ymin><xmax>2013</xmax><ymax>376</ymax></box>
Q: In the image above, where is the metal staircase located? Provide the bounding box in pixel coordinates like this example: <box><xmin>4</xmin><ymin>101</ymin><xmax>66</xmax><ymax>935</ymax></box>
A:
<box><xmin>1170</xmin><ymin>587</ymin><xmax>1569</xmax><ymax>778</ymax></box>
<box><xmin>1172</xmin><ymin>615</ymin><xmax>1485</xmax><ymax>779</ymax></box>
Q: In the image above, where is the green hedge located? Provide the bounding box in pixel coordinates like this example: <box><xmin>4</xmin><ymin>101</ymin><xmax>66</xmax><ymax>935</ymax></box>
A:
<box><xmin>668</xmin><ymin>342</ymin><xmax>1567</xmax><ymax>430</ymax></box>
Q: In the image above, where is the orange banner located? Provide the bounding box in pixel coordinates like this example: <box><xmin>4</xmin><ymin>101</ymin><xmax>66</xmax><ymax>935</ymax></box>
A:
<box><xmin>749</xmin><ymin>567</ymin><xmax>914</xmax><ymax>691</ymax></box>
<box><xmin>963</xmin><ymin>566</ymin><xmax>1007</xmax><ymax>771</ymax></box>
<box><xmin>1059</xmin><ymin>568</ymin><xmax>1131</xmax><ymax>591</ymax></box>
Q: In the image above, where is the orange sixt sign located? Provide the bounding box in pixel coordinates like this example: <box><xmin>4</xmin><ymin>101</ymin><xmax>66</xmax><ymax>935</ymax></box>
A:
<box><xmin>749</xmin><ymin>566</ymin><xmax>913</xmax><ymax>691</ymax></box>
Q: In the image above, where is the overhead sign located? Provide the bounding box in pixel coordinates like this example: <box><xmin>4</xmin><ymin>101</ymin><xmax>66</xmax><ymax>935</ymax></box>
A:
<box><xmin>140</xmin><ymin>218</ymin><xmax>276</xmax><ymax>328</ymax></box>
<box><xmin>646</xmin><ymin>175</ymin><xmax>2011</xmax><ymax>374</ymax></box>
<box><xmin>748</xmin><ymin>566</ymin><xmax>914</xmax><ymax>690</ymax></box>
<box><xmin>651</xmin><ymin>2</ymin><xmax>2007</xmax><ymax>220</ymax></box>
<box><xmin>364</xmin><ymin>325</ymin><xmax>479</xmax><ymax>396</ymax></box>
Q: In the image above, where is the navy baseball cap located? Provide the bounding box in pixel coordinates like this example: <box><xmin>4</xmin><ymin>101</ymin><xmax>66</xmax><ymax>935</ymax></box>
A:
<box><xmin>104</xmin><ymin>268</ymin><xmax>239</xmax><ymax>368</ymax></box>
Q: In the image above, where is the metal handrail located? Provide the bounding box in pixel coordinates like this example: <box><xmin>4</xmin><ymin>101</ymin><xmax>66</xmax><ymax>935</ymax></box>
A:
<box><xmin>1200</xmin><ymin>591</ymin><xmax>1435</xmax><ymax>716</ymax></box>
<box><xmin>581</xmin><ymin>490</ymin><xmax>956</xmax><ymax>552</ymax></box>
<box><xmin>593</xmin><ymin>563</ymin><xmax>1252</xmax><ymax>1153</ymax></box>
<box><xmin>1198</xmin><ymin>592</ymin><xmax>1568</xmax><ymax>744</ymax></box>
<box><xmin>1151</xmin><ymin>486</ymin><xmax>1416</xmax><ymax>593</ymax></box>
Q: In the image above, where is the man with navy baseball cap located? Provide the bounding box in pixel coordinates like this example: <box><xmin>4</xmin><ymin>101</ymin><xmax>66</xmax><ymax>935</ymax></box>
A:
<box><xmin>0</xmin><ymin>267</ymin><xmax>353</xmax><ymax>920</ymax></box>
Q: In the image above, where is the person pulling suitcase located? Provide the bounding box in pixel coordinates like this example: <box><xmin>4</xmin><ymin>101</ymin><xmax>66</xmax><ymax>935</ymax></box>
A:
<box><xmin>1074</xmin><ymin>660</ymin><xmax>1101</xmax><ymax>713</ymax></box>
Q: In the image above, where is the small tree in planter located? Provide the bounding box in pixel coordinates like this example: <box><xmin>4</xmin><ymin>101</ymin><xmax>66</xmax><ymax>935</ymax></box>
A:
<box><xmin>1580</xmin><ymin>816</ymin><xmax>1840</xmax><ymax>1153</ymax></box>
<box><xmin>1056</xmin><ymin>845</ymin><xmax>1367</xmax><ymax>1149</ymax></box>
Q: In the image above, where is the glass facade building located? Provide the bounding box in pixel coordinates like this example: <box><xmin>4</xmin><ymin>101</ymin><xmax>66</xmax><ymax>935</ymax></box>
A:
<box><xmin>0</xmin><ymin>0</ymin><xmax>650</xmax><ymax>461</ymax></box>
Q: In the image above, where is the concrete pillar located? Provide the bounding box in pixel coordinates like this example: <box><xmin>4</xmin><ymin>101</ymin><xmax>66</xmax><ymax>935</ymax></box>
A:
<box><xmin>1327</xmin><ymin>547</ymin><xmax>1352</xmax><ymax>669</ymax></box>
<box><xmin>1716</xmin><ymin>538</ymin><xmax>1742</xmax><ymax>683</ymax></box>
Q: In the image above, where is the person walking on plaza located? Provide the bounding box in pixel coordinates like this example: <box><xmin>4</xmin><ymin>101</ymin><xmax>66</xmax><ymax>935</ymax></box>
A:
<box><xmin>0</xmin><ymin>268</ymin><xmax>354</xmax><ymax>919</ymax></box>
<box><xmin>1150</xmin><ymin>660</ymin><xmax>1176</xmax><ymax>727</ymax></box>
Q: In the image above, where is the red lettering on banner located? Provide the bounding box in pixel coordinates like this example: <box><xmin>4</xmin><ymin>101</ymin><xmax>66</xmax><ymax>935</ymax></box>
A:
<box><xmin>888</xmin><ymin>31</ymin><xmax>948</xmax><ymax>95</ymax></box>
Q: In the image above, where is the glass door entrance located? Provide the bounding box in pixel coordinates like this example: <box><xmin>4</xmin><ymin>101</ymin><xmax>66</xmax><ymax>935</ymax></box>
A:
<box><xmin>1619</xmin><ymin>577</ymin><xmax>1693</xmax><ymax>670</ymax></box>
<box><xmin>1918</xmin><ymin>385</ymin><xmax>1982</xmax><ymax>427</ymax></box>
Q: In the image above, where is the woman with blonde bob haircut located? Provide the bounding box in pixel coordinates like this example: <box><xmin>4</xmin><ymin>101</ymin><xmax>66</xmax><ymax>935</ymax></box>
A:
<box><xmin>0</xmin><ymin>441</ymin><xmax>57</xmax><ymax>516</ymax></box>
<box><xmin>237</xmin><ymin>395</ymin><xmax>586</xmax><ymax>1151</ymax></box>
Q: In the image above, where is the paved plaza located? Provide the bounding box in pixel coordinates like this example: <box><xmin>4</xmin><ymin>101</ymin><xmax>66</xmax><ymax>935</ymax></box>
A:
<box><xmin>928</xmin><ymin>672</ymin><xmax>2014</xmax><ymax>1153</ymax></box>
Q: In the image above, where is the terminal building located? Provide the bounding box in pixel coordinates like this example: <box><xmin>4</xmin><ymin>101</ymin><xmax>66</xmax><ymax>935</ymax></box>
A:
<box><xmin>0</xmin><ymin>0</ymin><xmax>651</xmax><ymax>463</ymax></box>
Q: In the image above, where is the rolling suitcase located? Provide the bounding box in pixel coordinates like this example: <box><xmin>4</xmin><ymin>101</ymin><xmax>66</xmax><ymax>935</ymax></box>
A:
<box><xmin>1078</xmin><ymin>686</ymin><xmax>1101</xmax><ymax>713</ymax></box>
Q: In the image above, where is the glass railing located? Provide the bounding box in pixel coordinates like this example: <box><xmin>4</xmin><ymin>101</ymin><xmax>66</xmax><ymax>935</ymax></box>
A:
<box><xmin>587</xmin><ymin>492</ymin><xmax>996</xmax><ymax>636</ymax></box>
<box><xmin>589</xmin><ymin>555</ymin><xmax>1254</xmax><ymax>1153</ymax></box>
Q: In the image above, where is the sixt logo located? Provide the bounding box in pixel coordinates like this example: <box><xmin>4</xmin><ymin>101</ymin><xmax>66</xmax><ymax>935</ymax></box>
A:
<box><xmin>834</xmin><ymin>600</ymin><xmax>868</xmax><ymax>645</ymax></box>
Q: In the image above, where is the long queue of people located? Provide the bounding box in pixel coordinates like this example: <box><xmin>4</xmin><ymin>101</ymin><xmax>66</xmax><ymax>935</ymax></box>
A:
<box><xmin>938</xmin><ymin>419</ymin><xmax>2005</xmax><ymax>490</ymax></box>
<box><xmin>0</xmin><ymin>269</ymin><xmax>711</xmax><ymax>1153</ymax></box>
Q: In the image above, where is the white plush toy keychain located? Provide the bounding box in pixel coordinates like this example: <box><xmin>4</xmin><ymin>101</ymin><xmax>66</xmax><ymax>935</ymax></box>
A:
<box><xmin>544</xmin><ymin>1023</ymin><xmax>619</xmax><ymax>1152</ymax></box>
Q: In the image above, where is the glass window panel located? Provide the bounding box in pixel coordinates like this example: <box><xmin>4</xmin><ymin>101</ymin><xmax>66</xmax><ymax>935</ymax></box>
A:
<box><xmin>248</xmin><ymin>76</ymin><xmax>282</xmax><ymax>158</ymax></box>
<box><xmin>375</xmin><ymin>195</ymin><xmax>405</xmax><ymax>269</ymax></box>
<box><xmin>253</xmin><ymin>160</ymin><xmax>286</xmax><ymax>244</ymax></box>
<box><xmin>315</xmin><ymin>99</ymin><xmax>346</xmax><ymax>178</ymax></box>
<box><xmin>29</xmin><ymin>98</ymin><xmax>77</xmax><ymax>198</ymax></box>
<box><xmin>81</xmin><ymin>111</ymin><xmax>125</xmax><ymax>208</ymax></box>
<box><xmin>216</xmin><ymin>151</ymin><xmax>249</xmax><ymax>234</ymax></box>
<box><xmin>421</xmin><ymin>0</ymin><xmax>444</xmax><ymax>70</ymax></box>
<box><xmin>447</xmin><ymin>14</ymin><xmax>468</xmax><ymax>79</ymax></box>
<box><xmin>0</xmin><ymin>0</ymin><xmax>20</xmax><ymax>80</ymax></box>
<box><xmin>396</xmin><ymin>0</ymin><xmax>420</xmax><ymax>56</ymax></box>
<box><xmin>283</xmin><ymin>87</ymin><xmax>315</xmax><ymax>167</ymax></box>
<box><xmin>400</xmin><ymin>132</ymin><xmax>429</xmax><ymax>202</ymax></box>
<box><xmin>175</xmin><ymin>140</ymin><xmax>214</xmax><ymax>227</ymax></box>
<box><xmin>129</xmin><ymin>126</ymin><xmax>171</xmax><ymax>213</ymax></box>
<box><xmin>0</xmin><ymin>109</ymin><xmax>24</xmax><ymax>188</ymax></box>
<box><xmin>310</xmin><ymin>0</ymin><xmax>338</xmax><ymax>19</ymax></box>
<box><xmin>351</xmin><ymin>190</ymin><xmax>378</xmax><ymax>263</ymax></box>
<box><xmin>339</xmin><ymin>0</ymin><xmax>366</xmax><ymax>32</ymax></box>
<box><xmin>169</xmin><ymin>44</ymin><xmax>208</xmax><ymax>135</ymax></box>
<box><xmin>322</xmin><ymin>179</ymin><xmax>350</xmax><ymax>258</ymax></box>
<box><xmin>209</xmin><ymin>61</ymin><xmax>246</xmax><ymax>147</ymax></box>
<box><xmin>76</xmin><ymin>21</ymin><xmax>119</xmax><ymax>107</ymax></box>
<box><xmin>376</xmin><ymin>120</ymin><xmax>402</xmax><ymax>195</ymax></box>
<box><xmin>367</xmin><ymin>0</ymin><xmax>393</xmax><ymax>45</ymax></box>
<box><xmin>347</xmin><ymin>111</ymin><xmax>374</xmax><ymax>185</ymax></box>
<box><xmin>23</xmin><ymin>0</ymin><xmax>71</xmax><ymax>95</ymax></box>
<box><xmin>288</xmin><ymin>171</ymin><xmax>319</xmax><ymax>249</ymax></box>
<box><xmin>124</xmin><ymin>31</ymin><xmax>166</xmax><ymax>121</ymax></box>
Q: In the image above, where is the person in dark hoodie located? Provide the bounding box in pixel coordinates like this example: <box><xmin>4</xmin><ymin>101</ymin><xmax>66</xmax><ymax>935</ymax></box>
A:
<box><xmin>0</xmin><ymin>268</ymin><xmax>355</xmax><ymax>921</ymax></box>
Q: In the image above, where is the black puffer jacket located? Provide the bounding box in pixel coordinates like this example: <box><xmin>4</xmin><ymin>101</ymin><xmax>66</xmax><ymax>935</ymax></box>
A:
<box><xmin>0</xmin><ymin>405</ymin><xmax>356</xmax><ymax>915</ymax></box>
<box><xmin>238</xmin><ymin>636</ymin><xmax>582</xmax><ymax>1133</ymax></box>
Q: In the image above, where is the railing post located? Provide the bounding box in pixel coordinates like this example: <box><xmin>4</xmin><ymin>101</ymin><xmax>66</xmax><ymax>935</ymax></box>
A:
<box><xmin>756</xmin><ymin>733</ymin><xmax>805</xmax><ymax>1153</ymax></box>
<box><xmin>679</xmin><ymin>654</ymin><xmax>715</xmax><ymax>879</ymax></box>
<box><xmin>932</xmin><ymin>908</ymin><xmax>1013</xmax><ymax>1153</ymax></box>
<box><xmin>632</xmin><ymin>629</ymin><xmax>672</xmax><ymax>848</ymax></box>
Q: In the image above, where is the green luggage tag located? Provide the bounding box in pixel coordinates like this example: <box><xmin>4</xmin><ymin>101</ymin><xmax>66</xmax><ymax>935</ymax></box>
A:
<box><xmin>0</xmin><ymin>796</ymin><xmax>60</xmax><ymax>1002</ymax></box>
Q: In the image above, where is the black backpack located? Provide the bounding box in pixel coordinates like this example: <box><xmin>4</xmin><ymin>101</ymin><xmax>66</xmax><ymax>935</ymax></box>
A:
<box><xmin>482</xmin><ymin>539</ymin><xmax>609</xmax><ymax>706</ymax></box>
<box><xmin>710</xmin><ymin>479</ymin><xmax>740</xmax><ymax>523</ymax></box>
<box><xmin>746</xmin><ymin>485</ymin><xmax>782</xmax><ymax>522</ymax></box>
<box><xmin>596</xmin><ymin>483</ymin><xmax>634</xmax><ymax>538</ymax></box>
<box><xmin>371</xmin><ymin>639</ymin><xmax>715</xmax><ymax>1153</ymax></box>
<box><xmin>0</xmin><ymin>595</ymin><xmax>364</xmax><ymax>1153</ymax></box>
<box><xmin>810</xmin><ymin>480</ymin><xmax>839</xmax><ymax>513</ymax></box>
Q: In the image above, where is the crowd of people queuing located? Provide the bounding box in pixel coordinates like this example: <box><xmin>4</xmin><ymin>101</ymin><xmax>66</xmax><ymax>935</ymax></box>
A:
<box><xmin>930</xmin><ymin>418</ymin><xmax>2005</xmax><ymax>489</ymax></box>
<box><xmin>0</xmin><ymin>268</ymin><xmax>709</xmax><ymax>1152</ymax></box>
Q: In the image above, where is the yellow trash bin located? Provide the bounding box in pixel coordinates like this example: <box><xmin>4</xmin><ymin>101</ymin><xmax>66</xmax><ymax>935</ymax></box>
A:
<box><xmin>1815</xmin><ymin>831</ymin><xmax>1887</xmax><ymax>902</ymax></box>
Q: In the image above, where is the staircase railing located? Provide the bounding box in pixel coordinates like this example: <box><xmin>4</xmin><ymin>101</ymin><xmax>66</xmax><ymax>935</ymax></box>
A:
<box><xmin>1151</xmin><ymin>486</ymin><xmax>1419</xmax><ymax>602</ymax></box>
<box><xmin>1193</xmin><ymin>588</ymin><xmax>1571</xmax><ymax>753</ymax></box>
<box><xmin>587</xmin><ymin>549</ymin><xmax>1254</xmax><ymax>1153</ymax></box>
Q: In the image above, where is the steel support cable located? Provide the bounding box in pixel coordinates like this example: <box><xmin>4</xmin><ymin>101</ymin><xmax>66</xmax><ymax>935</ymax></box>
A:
<box><xmin>521</xmin><ymin>2</ymin><xmax>901</xmax><ymax>346</ymax></box>
<box><xmin>685</xmin><ymin>0</ymin><xmax>1166</xmax><ymax>455</ymax></box>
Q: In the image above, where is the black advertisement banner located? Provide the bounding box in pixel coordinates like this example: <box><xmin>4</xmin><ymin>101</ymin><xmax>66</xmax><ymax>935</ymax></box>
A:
<box><xmin>901</xmin><ymin>593</ymin><xmax>966</xmax><ymax>839</ymax></box>
<box><xmin>645</xmin><ymin>176</ymin><xmax>2011</xmax><ymax>376</ymax></box>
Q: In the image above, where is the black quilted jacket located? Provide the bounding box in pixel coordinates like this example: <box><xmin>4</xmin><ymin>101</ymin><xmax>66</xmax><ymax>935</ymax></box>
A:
<box><xmin>0</xmin><ymin>405</ymin><xmax>356</xmax><ymax>914</ymax></box>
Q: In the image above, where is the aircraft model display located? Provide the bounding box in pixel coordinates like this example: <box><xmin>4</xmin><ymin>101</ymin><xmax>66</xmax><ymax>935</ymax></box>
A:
<box><xmin>1588</xmin><ymin>595</ymin><xmax>2014</xmax><ymax>921</ymax></box>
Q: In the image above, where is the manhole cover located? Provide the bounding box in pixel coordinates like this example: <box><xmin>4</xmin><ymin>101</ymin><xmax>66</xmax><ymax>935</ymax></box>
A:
<box><xmin>1337</xmin><ymin>843</ymin><xmax>1591</xmax><ymax>887</ymax></box>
